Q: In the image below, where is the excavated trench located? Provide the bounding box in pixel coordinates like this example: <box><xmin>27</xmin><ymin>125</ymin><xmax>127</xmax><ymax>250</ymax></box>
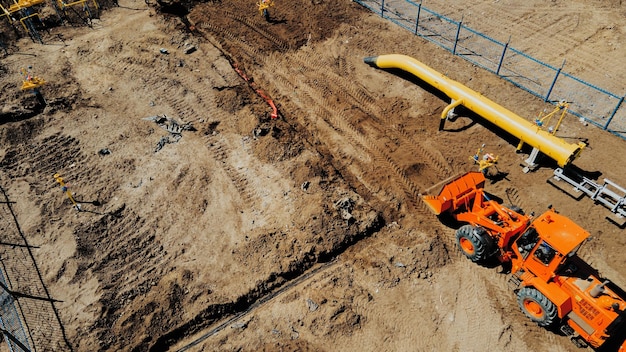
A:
<box><xmin>149</xmin><ymin>214</ymin><xmax>385</xmax><ymax>351</ymax></box>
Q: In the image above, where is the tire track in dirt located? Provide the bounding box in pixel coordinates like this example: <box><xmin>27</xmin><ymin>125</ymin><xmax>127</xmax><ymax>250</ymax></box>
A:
<box><xmin>71</xmin><ymin>204</ymin><xmax>169</xmax><ymax>349</ymax></box>
<box><xmin>293</xmin><ymin>72</ymin><xmax>424</xmax><ymax>210</ymax></box>
<box><xmin>263</xmin><ymin>50</ymin><xmax>433</xmax><ymax>212</ymax></box>
<box><xmin>206</xmin><ymin>135</ymin><xmax>261</xmax><ymax>207</ymax></box>
<box><xmin>470</xmin><ymin>185</ymin><xmax>576</xmax><ymax>352</ymax></box>
<box><xmin>0</xmin><ymin>133</ymin><xmax>107</xmax><ymax>200</ymax></box>
<box><xmin>86</xmin><ymin>54</ymin><xmax>212</xmax><ymax>122</ymax></box>
<box><xmin>193</xmin><ymin>9</ymin><xmax>437</xmax><ymax>213</ymax></box>
<box><xmin>447</xmin><ymin>264</ymin><xmax>501</xmax><ymax>349</ymax></box>
<box><xmin>223</xmin><ymin>11</ymin><xmax>291</xmax><ymax>52</ymax></box>
<box><xmin>198</xmin><ymin>22</ymin><xmax>262</xmax><ymax>61</ymax></box>
<box><xmin>0</xmin><ymin>131</ymin><xmax>167</xmax><ymax>349</ymax></box>
<box><xmin>288</xmin><ymin>48</ymin><xmax>454</xmax><ymax>185</ymax></box>
<box><xmin>79</xmin><ymin>34</ymin><xmax>282</xmax><ymax>225</ymax></box>
<box><xmin>1</xmin><ymin>134</ymin><xmax>77</xmax><ymax>178</ymax></box>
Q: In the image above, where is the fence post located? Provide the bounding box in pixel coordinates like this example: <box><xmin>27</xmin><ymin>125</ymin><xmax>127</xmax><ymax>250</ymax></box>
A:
<box><xmin>414</xmin><ymin>2</ymin><xmax>422</xmax><ymax>35</ymax></box>
<box><xmin>452</xmin><ymin>16</ymin><xmax>463</xmax><ymax>55</ymax></box>
<box><xmin>380</xmin><ymin>0</ymin><xmax>385</xmax><ymax>18</ymax></box>
<box><xmin>496</xmin><ymin>36</ymin><xmax>510</xmax><ymax>76</ymax></box>
<box><xmin>545</xmin><ymin>59</ymin><xmax>565</xmax><ymax>102</ymax></box>
<box><xmin>604</xmin><ymin>95</ymin><xmax>625</xmax><ymax>130</ymax></box>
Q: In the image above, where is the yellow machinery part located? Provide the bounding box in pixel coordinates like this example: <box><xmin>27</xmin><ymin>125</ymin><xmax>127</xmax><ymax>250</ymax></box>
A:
<box><xmin>8</xmin><ymin>0</ymin><xmax>45</xmax><ymax>12</ymax></box>
<box><xmin>364</xmin><ymin>54</ymin><xmax>586</xmax><ymax>168</ymax></box>
<box><xmin>258</xmin><ymin>0</ymin><xmax>273</xmax><ymax>14</ymax></box>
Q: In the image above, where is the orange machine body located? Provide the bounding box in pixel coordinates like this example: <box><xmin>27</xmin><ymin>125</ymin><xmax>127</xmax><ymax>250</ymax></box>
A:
<box><xmin>423</xmin><ymin>172</ymin><xmax>626</xmax><ymax>349</ymax></box>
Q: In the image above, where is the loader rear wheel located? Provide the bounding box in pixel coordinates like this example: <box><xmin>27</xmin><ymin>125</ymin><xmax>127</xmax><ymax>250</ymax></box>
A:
<box><xmin>517</xmin><ymin>287</ymin><xmax>558</xmax><ymax>327</ymax></box>
<box><xmin>455</xmin><ymin>225</ymin><xmax>492</xmax><ymax>263</ymax></box>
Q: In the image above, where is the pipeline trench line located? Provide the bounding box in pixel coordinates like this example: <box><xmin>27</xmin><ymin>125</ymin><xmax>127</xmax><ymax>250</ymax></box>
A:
<box><xmin>176</xmin><ymin>258</ymin><xmax>341</xmax><ymax>351</ymax></box>
<box><xmin>161</xmin><ymin>57</ymin><xmax>423</xmax><ymax>351</ymax></box>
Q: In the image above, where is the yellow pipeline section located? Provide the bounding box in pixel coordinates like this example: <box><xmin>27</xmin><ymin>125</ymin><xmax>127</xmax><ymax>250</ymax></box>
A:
<box><xmin>364</xmin><ymin>54</ymin><xmax>586</xmax><ymax>167</ymax></box>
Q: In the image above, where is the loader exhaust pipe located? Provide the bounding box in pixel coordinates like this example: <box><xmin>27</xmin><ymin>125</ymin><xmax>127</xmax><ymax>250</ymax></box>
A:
<box><xmin>364</xmin><ymin>54</ymin><xmax>586</xmax><ymax>168</ymax></box>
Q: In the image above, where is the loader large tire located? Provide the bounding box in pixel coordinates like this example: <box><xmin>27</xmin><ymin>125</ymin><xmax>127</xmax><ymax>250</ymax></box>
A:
<box><xmin>517</xmin><ymin>287</ymin><xmax>558</xmax><ymax>327</ymax></box>
<box><xmin>455</xmin><ymin>225</ymin><xmax>492</xmax><ymax>263</ymax></box>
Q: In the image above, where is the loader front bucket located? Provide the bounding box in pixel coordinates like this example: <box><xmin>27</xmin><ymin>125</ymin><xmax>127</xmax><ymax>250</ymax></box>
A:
<box><xmin>421</xmin><ymin>171</ymin><xmax>486</xmax><ymax>215</ymax></box>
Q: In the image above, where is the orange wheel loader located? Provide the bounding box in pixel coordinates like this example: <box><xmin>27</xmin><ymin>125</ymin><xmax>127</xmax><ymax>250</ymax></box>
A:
<box><xmin>422</xmin><ymin>172</ymin><xmax>626</xmax><ymax>350</ymax></box>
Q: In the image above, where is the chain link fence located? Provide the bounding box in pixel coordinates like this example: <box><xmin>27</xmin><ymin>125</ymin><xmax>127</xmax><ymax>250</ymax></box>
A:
<box><xmin>356</xmin><ymin>0</ymin><xmax>626</xmax><ymax>140</ymax></box>
<box><xmin>0</xmin><ymin>186</ymin><xmax>72</xmax><ymax>352</ymax></box>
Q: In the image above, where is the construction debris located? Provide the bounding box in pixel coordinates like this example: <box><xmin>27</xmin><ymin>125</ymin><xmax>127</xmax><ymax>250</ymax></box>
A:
<box><xmin>143</xmin><ymin>114</ymin><xmax>196</xmax><ymax>152</ymax></box>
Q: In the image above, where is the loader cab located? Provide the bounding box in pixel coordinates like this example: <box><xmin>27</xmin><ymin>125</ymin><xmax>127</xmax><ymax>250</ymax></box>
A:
<box><xmin>516</xmin><ymin>209</ymin><xmax>590</xmax><ymax>282</ymax></box>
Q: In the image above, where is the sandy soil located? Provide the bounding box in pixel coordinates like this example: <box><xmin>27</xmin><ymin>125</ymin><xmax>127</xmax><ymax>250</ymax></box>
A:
<box><xmin>0</xmin><ymin>0</ymin><xmax>625</xmax><ymax>351</ymax></box>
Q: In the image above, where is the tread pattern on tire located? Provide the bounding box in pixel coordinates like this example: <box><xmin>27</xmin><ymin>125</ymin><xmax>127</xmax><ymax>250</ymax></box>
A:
<box><xmin>455</xmin><ymin>225</ymin><xmax>492</xmax><ymax>263</ymax></box>
<box><xmin>517</xmin><ymin>287</ymin><xmax>558</xmax><ymax>327</ymax></box>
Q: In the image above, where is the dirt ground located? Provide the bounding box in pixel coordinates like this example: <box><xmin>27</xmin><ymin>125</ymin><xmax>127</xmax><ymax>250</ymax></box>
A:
<box><xmin>1</xmin><ymin>0</ymin><xmax>625</xmax><ymax>351</ymax></box>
